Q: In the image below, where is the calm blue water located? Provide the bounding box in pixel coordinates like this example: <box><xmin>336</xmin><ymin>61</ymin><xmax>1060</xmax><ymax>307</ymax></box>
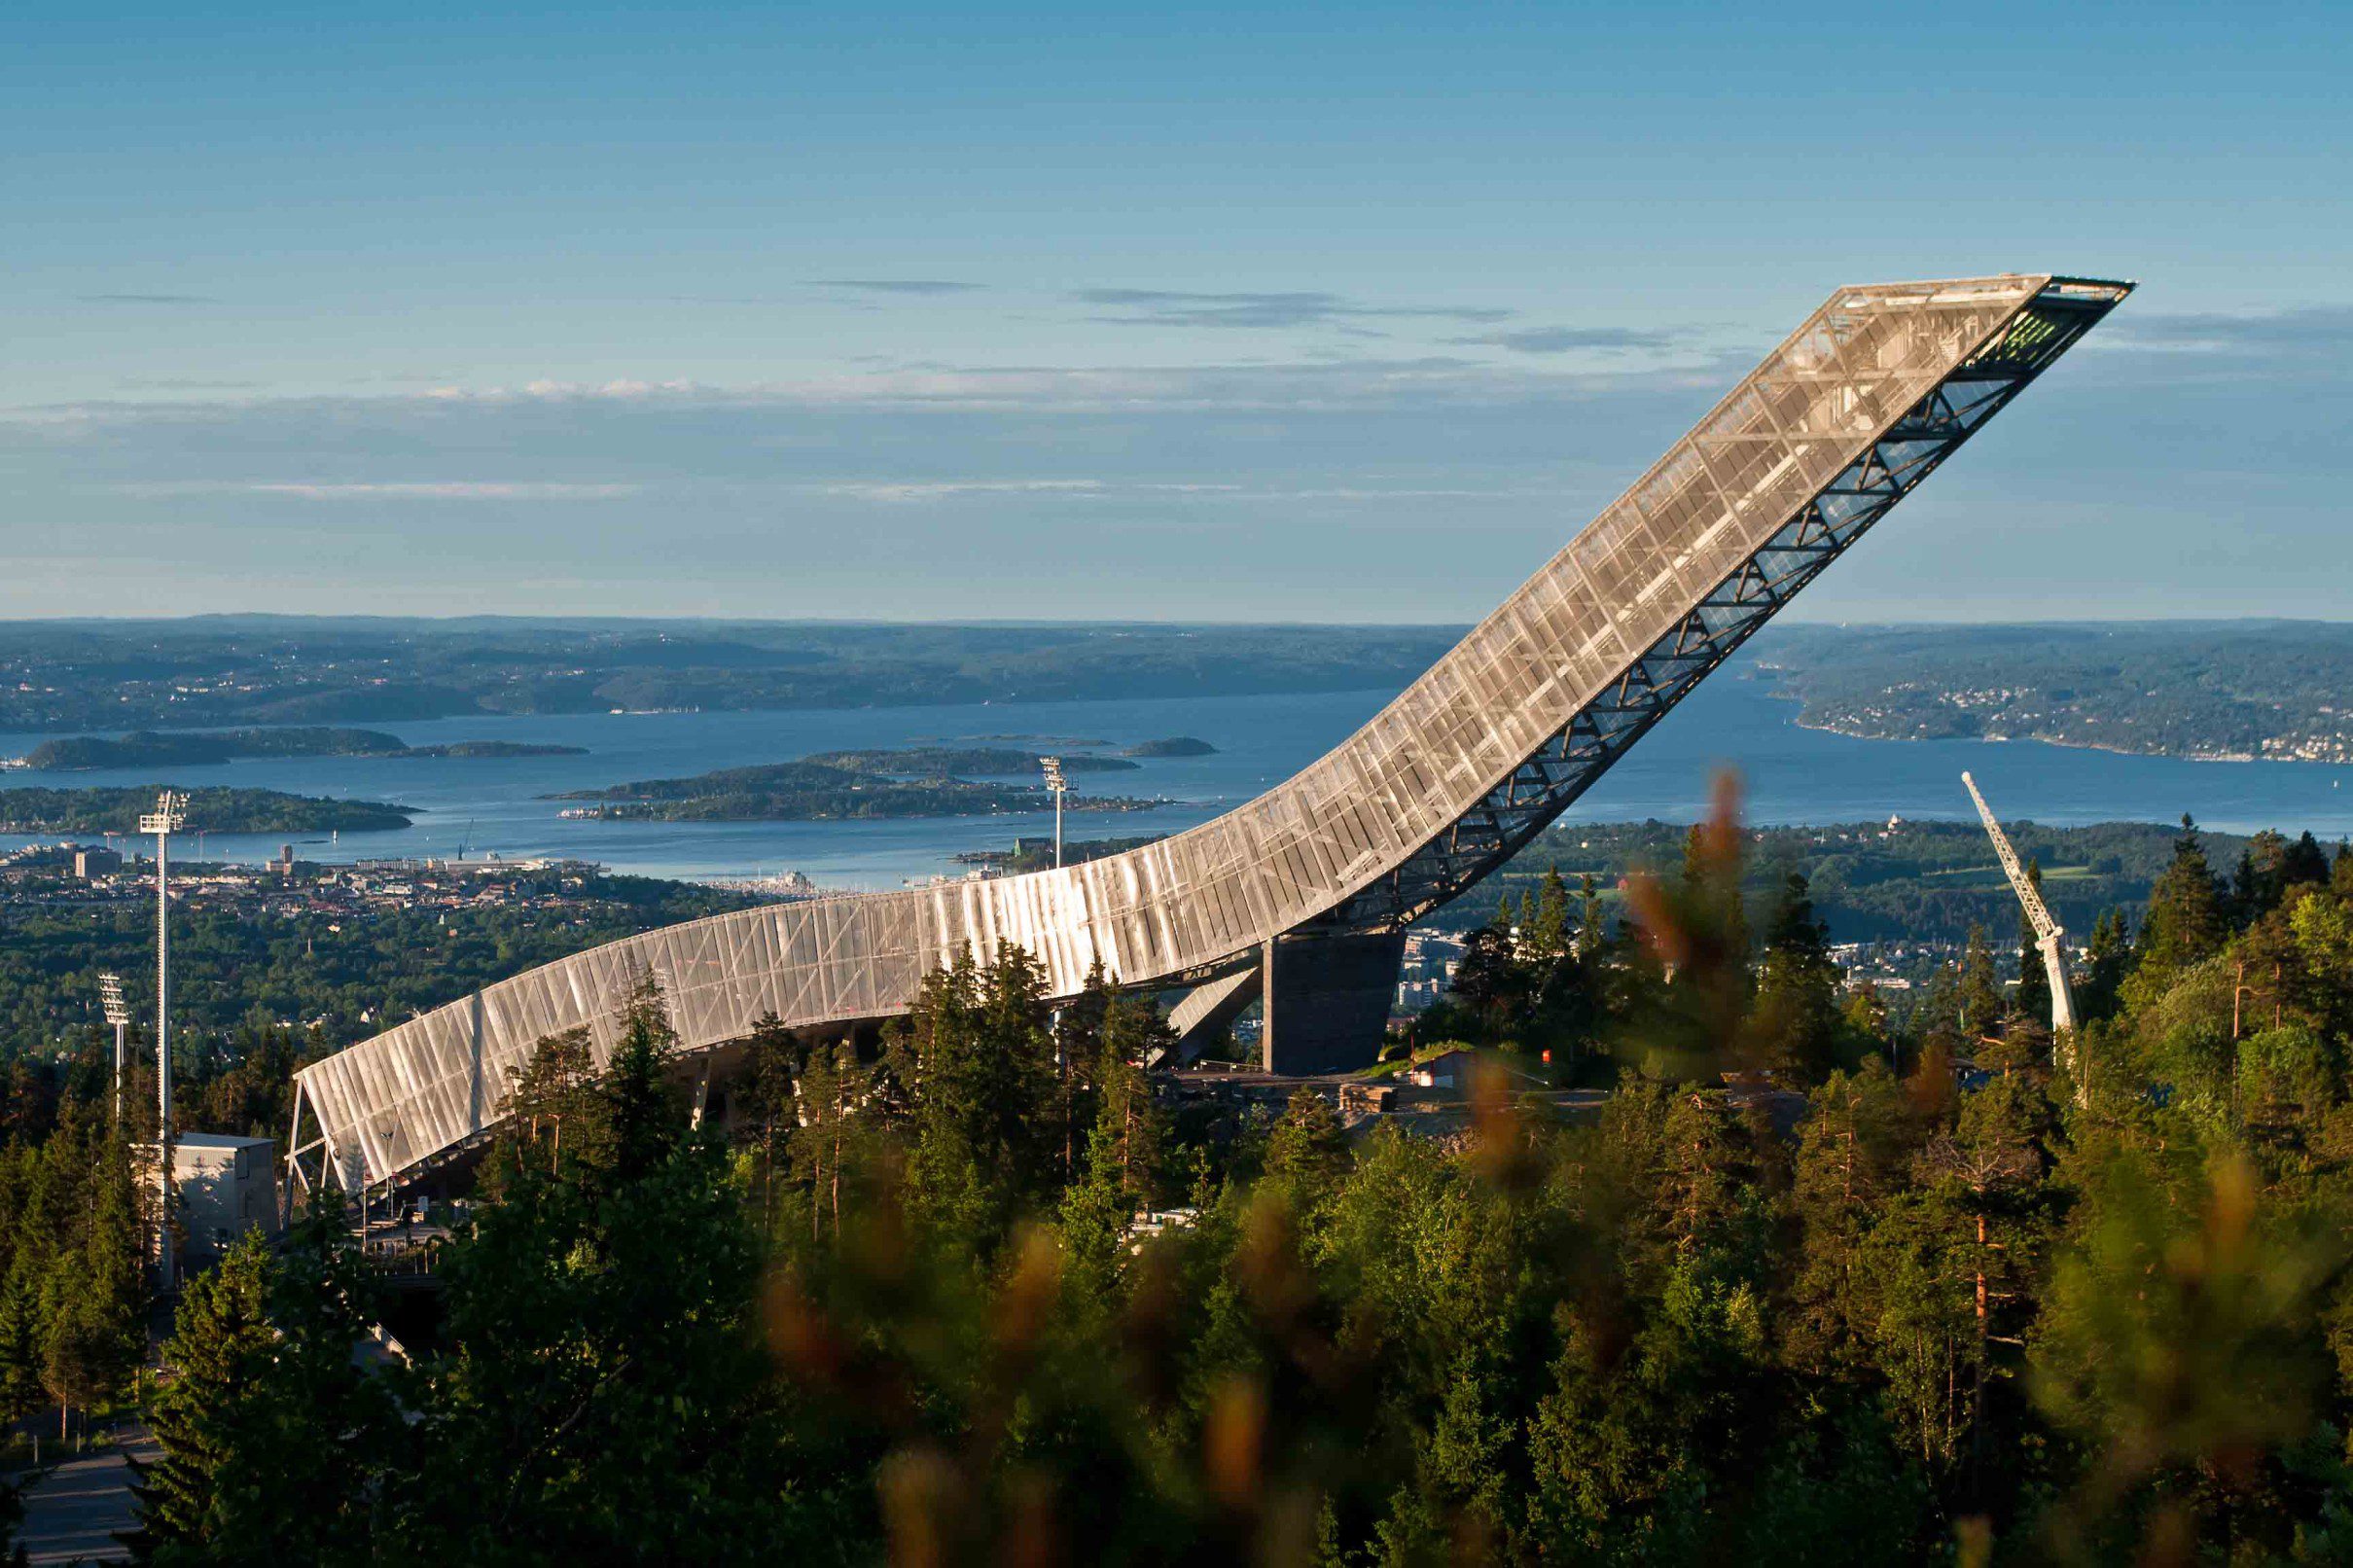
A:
<box><xmin>7</xmin><ymin>654</ymin><xmax>2352</xmax><ymax>884</ymax></box>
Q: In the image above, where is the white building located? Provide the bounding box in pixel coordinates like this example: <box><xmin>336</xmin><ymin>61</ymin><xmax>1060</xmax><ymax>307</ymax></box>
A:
<box><xmin>172</xmin><ymin>1133</ymin><xmax>279</xmax><ymax>1266</ymax></box>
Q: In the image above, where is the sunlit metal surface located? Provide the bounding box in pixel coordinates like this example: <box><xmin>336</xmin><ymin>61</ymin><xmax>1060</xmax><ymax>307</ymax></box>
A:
<box><xmin>289</xmin><ymin>274</ymin><xmax>2132</xmax><ymax>1193</ymax></box>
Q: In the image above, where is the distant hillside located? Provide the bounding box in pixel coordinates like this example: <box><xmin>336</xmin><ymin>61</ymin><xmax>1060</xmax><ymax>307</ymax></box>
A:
<box><xmin>0</xmin><ymin>618</ymin><xmax>1461</xmax><ymax>731</ymax></box>
<box><xmin>1761</xmin><ymin>622</ymin><xmax>2353</xmax><ymax>763</ymax></box>
<box><xmin>17</xmin><ymin>728</ymin><xmax>583</xmax><ymax>769</ymax></box>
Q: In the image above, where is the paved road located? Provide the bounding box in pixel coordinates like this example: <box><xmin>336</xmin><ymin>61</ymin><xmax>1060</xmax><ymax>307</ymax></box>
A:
<box><xmin>17</xmin><ymin>1428</ymin><xmax>154</xmax><ymax>1565</ymax></box>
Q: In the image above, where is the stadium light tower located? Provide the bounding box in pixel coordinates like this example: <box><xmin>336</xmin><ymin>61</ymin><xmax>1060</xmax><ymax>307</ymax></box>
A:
<box><xmin>98</xmin><ymin>973</ymin><xmax>129</xmax><ymax>1125</ymax></box>
<box><xmin>140</xmin><ymin>789</ymin><xmax>186</xmax><ymax>1288</ymax></box>
<box><xmin>1038</xmin><ymin>757</ymin><xmax>1067</xmax><ymax>869</ymax></box>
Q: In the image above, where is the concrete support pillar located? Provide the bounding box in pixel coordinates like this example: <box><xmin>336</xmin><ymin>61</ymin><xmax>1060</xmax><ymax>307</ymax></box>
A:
<box><xmin>1261</xmin><ymin>930</ymin><xmax>1406</xmax><ymax>1076</ymax></box>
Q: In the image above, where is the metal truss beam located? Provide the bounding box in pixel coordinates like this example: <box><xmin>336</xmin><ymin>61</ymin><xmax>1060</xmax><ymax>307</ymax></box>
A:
<box><xmin>1306</xmin><ymin>291</ymin><xmax>2111</xmax><ymax>934</ymax></box>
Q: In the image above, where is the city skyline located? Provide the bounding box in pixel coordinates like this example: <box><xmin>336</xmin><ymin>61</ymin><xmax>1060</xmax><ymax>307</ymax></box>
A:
<box><xmin>8</xmin><ymin>2</ymin><xmax>2349</xmax><ymax>622</ymax></box>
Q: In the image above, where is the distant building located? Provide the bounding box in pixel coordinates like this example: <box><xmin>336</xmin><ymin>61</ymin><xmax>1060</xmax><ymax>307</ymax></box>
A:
<box><xmin>1409</xmin><ymin>1050</ymin><xmax>1479</xmax><ymax>1089</ymax></box>
<box><xmin>74</xmin><ymin>845</ymin><xmax>123</xmax><ymax>879</ymax></box>
<box><xmin>171</xmin><ymin>1133</ymin><xmax>279</xmax><ymax>1267</ymax></box>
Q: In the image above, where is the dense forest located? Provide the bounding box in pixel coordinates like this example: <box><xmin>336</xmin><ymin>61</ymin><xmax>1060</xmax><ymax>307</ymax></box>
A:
<box><xmin>0</xmin><ymin>786</ymin><xmax>414</xmax><ymax>835</ymax></box>
<box><xmin>1487</xmin><ymin>816</ymin><xmax>2264</xmax><ymax>945</ymax></box>
<box><xmin>0</xmin><ymin>618</ymin><xmax>1464</xmax><ymax>731</ymax></box>
<box><xmin>14</xmin><ymin>805</ymin><xmax>2353</xmax><ymax>1561</ymax></box>
<box><xmin>1765</xmin><ymin>622</ymin><xmax>2353</xmax><ymax>762</ymax></box>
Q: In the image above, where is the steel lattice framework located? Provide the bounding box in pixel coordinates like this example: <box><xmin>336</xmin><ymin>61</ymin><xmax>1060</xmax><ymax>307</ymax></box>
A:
<box><xmin>288</xmin><ymin>273</ymin><xmax>2131</xmax><ymax>1197</ymax></box>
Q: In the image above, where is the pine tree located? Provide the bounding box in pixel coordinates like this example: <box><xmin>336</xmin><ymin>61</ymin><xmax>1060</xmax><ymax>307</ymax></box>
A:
<box><xmin>893</xmin><ymin>945</ymin><xmax>1058</xmax><ymax>1253</ymax></box>
<box><xmin>1575</xmin><ymin>873</ymin><xmax>1609</xmax><ymax>961</ymax></box>
<box><xmin>1528</xmin><ymin>867</ymin><xmax>1572</xmax><ymax>964</ymax></box>
<box><xmin>1057</xmin><ymin>993</ymin><xmax>1171</xmax><ymax>1299</ymax></box>
<box><xmin>137</xmin><ymin>1208</ymin><xmax>396</xmax><ymax>1564</ymax></box>
<box><xmin>2139</xmin><ymin>814</ymin><xmax>2226</xmax><ymax>977</ymax></box>
<box><xmin>1958</xmin><ymin>924</ymin><xmax>2005</xmax><ymax>1043</ymax></box>
<box><xmin>1751</xmin><ymin>873</ymin><xmax>1843</xmax><ymax>1082</ymax></box>
<box><xmin>1264</xmin><ymin>1087</ymin><xmax>1348</xmax><ymax>1216</ymax></box>
<box><xmin>788</xmin><ymin>1041</ymin><xmax>871</xmax><ymax>1247</ymax></box>
<box><xmin>2082</xmin><ymin>908</ymin><xmax>2133</xmax><ymax>1022</ymax></box>
<box><xmin>736</xmin><ymin>1011</ymin><xmax>803</xmax><ymax>1233</ymax></box>
<box><xmin>498</xmin><ymin>1023</ymin><xmax>596</xmax><ymax>1177</ymax></box>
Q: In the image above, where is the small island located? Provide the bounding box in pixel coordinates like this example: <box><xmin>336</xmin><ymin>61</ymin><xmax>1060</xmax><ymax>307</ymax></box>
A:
<box><xmin>398</xmin><ymin>739</ymin><xmax>589</xmax><ymax>760</ymax></box>
<box><xmin>16</xmin><ymin>728</ymin><xmax>585</xmax><ymax>770</ymax></box>
<box><xmin>802</xmin><ymin>746</ymin><xmax>1138</xmax><ymax>775</ymax></box>
<box><xmin>0</xmin><ymin>786</ymin><xmax>416</xmax><ymax>835</ymax></box>
<box><xmin>1121</xmin><ymin>735</ymin><xmax>1217</xmax><ymax>758</ymax></box>
<box><xmin>550</xmin><ymin>757</ymin><xmax>1161</xmax><ymax>823</ymax></box>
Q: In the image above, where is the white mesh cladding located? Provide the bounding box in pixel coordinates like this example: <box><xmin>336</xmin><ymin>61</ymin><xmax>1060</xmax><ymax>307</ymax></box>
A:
<box><xmin>296</xmin><ymin>276</ymin><xmax>2053</xmax><ymax>1186</ymax></box>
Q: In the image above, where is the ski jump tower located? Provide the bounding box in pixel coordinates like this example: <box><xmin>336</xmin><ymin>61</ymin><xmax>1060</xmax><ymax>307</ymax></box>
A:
<box><xmin>288</xmin><ymin>273</ymin><xmax>2133</xmax><ymax>1201</ymax></box>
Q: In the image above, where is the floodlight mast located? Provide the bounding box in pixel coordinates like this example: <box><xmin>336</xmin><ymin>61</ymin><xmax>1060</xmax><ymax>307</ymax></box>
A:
<box><xmin>98</xmin><ymin>973</ymin><xmax>129</xmax><ymax>1125</ymax></box>
<box><xmin>1038</xmin><ymin>758</ymin><xmax>1068</xmax><ymax>870</ymax></box>
<box><xmin>139</xmin><ymin>789</ymin><xmax>186</xmax><ymax>1289</ymax></box>
<box><xmin>1961</xmin><ymin>771</ymin><xmax>2079</xmax><ymax>1038</ymax></box>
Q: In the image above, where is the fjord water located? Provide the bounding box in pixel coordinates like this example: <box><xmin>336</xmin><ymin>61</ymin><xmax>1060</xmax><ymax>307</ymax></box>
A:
<box><xmin>7</xmin><ymin>657</ymin><xmax>2352</xmax><ymax>886</ymax></box>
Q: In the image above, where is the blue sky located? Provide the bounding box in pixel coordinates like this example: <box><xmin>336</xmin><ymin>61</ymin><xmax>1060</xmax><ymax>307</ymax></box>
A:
<box><xmin>6</xmin><ymin>1</ymin><xmax>2349</xmax><ymax>621</ymax></box>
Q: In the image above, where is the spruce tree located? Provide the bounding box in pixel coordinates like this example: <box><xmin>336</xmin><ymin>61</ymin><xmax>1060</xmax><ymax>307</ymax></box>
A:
<box><xmin>1751</xmin><ymin>873</ymin><xmax>1842</xmax><ymax>1082</ymax></box>
<box><xmin>1957</xmin><ymin>925</ymin><xmax>2005</xmax><ymax>1043</ymax></box>
<box><xmin>137</xmin><ymin>1208</ymin><xmax>394</xmax><ymax>1564</ymax></box>
<box><xmin>1264</xmin><ymin>1087</ymin><xmax>1348</xmax><ymax>1216</ymax></box>
<box><xmin>2139</xmin><ymin>814</ymin><xmax>2226</xmax><ymax>977</ymax></box>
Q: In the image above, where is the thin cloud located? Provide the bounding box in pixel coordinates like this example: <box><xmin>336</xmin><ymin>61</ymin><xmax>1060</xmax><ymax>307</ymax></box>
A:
<box><xmin>116</xmin><ymin>481</ymin><xmax>642</xmax><ymax>501</ymax></box>
<box><xmin>116</xmin><ymin>377</ymin><xmax>264</xmax><ymax>391</ymax></box>
<box><xmin>1448</xmin><ymin>325</ymin><xmax>1678</xmax><ymax>354</ymax></box>
<box><xmin>6</xmin><ymin>351</ymin><xmax>1751</xmax><ymax>430</ymax></box>
<box><xmin>79</xmin><ymin>293</ymin><xmax>218</xmax><ymax>305</ymax></box>
<box><xmin>805</xmin><ymin>478</ymin><xmax>1575</xmax><ymax>505</ymax></box>
<box><xmin>817</xmin><ymin>479</ymin><xmax>1108</xmax><ymax>503</ymax></box>
<box><xmin>1074</xmin><ymin>288</ymin><xmax>1513</xmax><ymax>330</ymax></box>
<box><xmin>2106</xmin><ymin>303</ymin><xmax>2353</xmax><ymax>354</ymax></box>
<box><xmin>805</xmin><ymin>278</ymin><xmax>985</xmax><ymax>296</ymax></box>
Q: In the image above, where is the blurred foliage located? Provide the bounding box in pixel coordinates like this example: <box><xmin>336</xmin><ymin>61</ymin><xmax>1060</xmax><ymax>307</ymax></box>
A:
<box><xmin>37</xmin><ymin>777</ymin><xmax>2353</xmax><ymax>1562</ymax></box>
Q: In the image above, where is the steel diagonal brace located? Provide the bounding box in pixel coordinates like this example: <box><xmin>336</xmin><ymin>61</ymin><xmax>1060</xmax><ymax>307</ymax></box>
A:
<box><xmin>1314</xmin><ymin>361</ymin><xmax>2056</xmax><ymax>933</ymax></box>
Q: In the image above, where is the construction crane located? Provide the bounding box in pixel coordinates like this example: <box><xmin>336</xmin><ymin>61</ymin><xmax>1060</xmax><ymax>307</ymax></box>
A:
<box><xmin>1961</xmin><ymin>772</ymin><xmax>2078</xmax><ymax>1035</ymax></box>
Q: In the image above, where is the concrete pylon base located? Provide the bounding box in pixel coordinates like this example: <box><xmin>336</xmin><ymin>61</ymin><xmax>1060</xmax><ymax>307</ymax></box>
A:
<box><xmin>1262</xmin><ymin>931</ymin><xmax>1405</xmax><ymax>1076</ymax></box>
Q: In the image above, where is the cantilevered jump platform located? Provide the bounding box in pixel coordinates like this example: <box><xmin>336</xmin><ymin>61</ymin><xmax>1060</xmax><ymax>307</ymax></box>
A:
<box><xmin>288</xmin><ymin>273</ymin><xmax>2132</xmax><ymax>1196</ymax></box>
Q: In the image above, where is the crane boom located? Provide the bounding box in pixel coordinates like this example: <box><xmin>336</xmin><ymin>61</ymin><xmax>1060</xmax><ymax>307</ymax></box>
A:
<box><xmin>1963</xmin><ymin>771</ymin><xmax>2056</xmax><ymax>941</ymax></box>
<box><xmin>1960</xmin><ymin>770</ymin><xmax>2078</xmax><ymax>1035</ymax></box>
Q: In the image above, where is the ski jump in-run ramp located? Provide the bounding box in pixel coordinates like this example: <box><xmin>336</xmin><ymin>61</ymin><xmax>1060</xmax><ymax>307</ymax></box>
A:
<box><xmin>287</xmin><ymin>273</ymin><xmax>2133</xmax><ymax>1197</ymax></box>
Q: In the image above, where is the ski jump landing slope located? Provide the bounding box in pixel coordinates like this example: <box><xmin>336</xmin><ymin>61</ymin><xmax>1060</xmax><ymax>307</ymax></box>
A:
<box><xmin>289</xmin><ymin>273</ymin><xmax>2131</xmax><ymax>1194</ymax></box>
